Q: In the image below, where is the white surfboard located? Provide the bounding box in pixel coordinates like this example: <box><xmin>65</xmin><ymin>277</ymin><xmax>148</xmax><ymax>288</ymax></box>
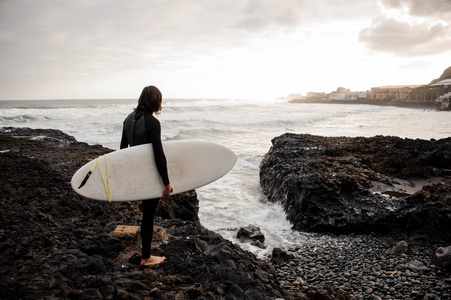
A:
<box><xmin>71</xmin><ymin>140</ymin><xmax>236</xmax><ymax>202</ymax></box>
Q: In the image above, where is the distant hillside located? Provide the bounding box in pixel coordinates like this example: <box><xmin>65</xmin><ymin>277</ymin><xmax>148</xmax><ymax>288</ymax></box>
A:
<box><xmin>430</xmin><ymin>66</ymin><xmax>451</xmax><ymax>85</ymax></box>
<box><xmin>406</xmin><ymin>66</ymin><xmax>451</xmax><ymax>103</ymax></box>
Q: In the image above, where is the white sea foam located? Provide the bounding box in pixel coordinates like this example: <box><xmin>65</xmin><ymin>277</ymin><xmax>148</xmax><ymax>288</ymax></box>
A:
<box><xmin>1</xmin><ymin>99</ymin><xmax>450</xmax><ymax>257</ymax></box>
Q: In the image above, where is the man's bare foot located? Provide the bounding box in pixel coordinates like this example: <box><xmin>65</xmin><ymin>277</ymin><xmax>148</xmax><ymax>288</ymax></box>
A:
<box><xmin>141</xmin><ymin>256</ymin><xmax>165</xmax><ymax>266</ymax></box>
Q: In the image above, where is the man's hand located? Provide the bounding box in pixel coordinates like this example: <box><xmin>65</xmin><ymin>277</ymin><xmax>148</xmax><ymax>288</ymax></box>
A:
<box><xmin>162</xmin><ymin>184</ymin><xmax>173</xmax><ymax>199</ymax></box>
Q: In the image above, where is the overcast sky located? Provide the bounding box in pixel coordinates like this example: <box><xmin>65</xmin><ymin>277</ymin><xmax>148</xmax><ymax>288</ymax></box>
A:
<box><xmin>0</xmin><ymin>0</ymin><xmax>450</xmax><ymax>100</ymax></box>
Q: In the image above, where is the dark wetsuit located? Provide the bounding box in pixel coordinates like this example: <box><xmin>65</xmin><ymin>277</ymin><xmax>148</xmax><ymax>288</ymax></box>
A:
<box><xmin>120</xmin><ymin>111</ymin><xmax>170</xmax><ymax>259</ymax></box>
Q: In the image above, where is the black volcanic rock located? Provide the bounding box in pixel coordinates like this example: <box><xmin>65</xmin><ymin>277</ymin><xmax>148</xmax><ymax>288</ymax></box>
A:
<box><xmin>260</xmin><ymin>133</ymin><xmax>451</xmax><ymax>241</ymax></box>
<box><xmin>0</xmin><ymin>127</ymin><xmax>294</xmax><ymax>300</ymax></box>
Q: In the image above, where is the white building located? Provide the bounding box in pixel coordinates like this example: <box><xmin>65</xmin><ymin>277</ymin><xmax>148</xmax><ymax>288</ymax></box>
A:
<box><xmin>431</xmin><ymin>79</ymin><xmax>451</xmax><ymax>86</ymax></box>
<box><xmin>328</xmin><ymin>87</ymin><xmax>364</xmax><ymax>101</ymax></box>
<box><xmin>329</xmin><ymin>93</ymin><xmax>346</xmax><ymax>100</ymax></box>
<box><xmin>345</xmin><ymin>92</ymin><xmax>366</xmax><ymax>100</ymax></box>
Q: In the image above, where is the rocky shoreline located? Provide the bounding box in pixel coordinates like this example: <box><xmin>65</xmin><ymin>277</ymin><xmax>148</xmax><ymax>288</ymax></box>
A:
<box><xmin>260</xmin><ymin>134</ymin><xmax>451</xmax><ymax>240</ymax></box>
<box><xmin>1</xmin><ymin>127</ymin><xmax>450</xmax><ymax>299</ymax></box>
<box><xmin>261</xmin><ymin>133</ymin><xmax>451</xmax><ymax>299</ymax></box>
<box><xmin>0</xmin><ymin>127</ymin><xmax>356</xmax><ymax>300</ymax></box>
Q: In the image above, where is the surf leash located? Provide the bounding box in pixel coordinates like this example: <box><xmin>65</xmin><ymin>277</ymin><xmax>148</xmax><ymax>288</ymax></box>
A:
<box><xmin>78</xmin><ymin>155</ymin><xmax>112</xmax><ymax>203</ymax></box>
<box><xmin>96</xmin><ymin>155</ymin><xmax>112</xmax><ymax>203</ymax></box>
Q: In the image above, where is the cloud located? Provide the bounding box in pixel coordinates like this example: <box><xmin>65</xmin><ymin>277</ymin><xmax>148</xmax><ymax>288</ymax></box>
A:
<box><xmin>359</xmin><ymin>0</ymin><xmax>451</xmax><ymax>56</ymax></box>
<box><xmin>0</xmin><ymin>0</ymin><xmax>424</xmax><ymax>99</ymax></box>
<box><xmin>0</xmin><ymin>0</ymin><xmax>375</xmax><ymax>79</ymax></box>
<box><xmin>359</xmin><ymin>17</ymin><xmax>451</xmax><ymax>56</ymax></box>
<box><xmin>0</xmin><ymin>0</ymin><xmax>317</xmax><ymax>98</ymax></box>
<box><xmin>0</xmin><ymin>0</ymin><xmax>376</xmax><ymax>51</ymax></box>
<box><xmin>0</xmin><ymin>1</ymin><xmax>308</xmax><ymax>63</ymax></box>
<box><xmin>228</xmin><ymin>0</ymin><xmax>308</xmax><ymax>33</ymax></box>
<box><xmin>382</xmin><ymin>0</ymin><xmax>451</xmax><ymax>20</ymax></box>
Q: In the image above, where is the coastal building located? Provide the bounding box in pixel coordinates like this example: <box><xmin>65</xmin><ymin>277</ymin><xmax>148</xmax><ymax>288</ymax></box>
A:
<box><xmin>345</xmin><ymin>91</ymin><xmax>367</xmax><ymax>100</ymax></box>
<box><xmin>336</xmin><ymin>87</ymin><xmax>351</xmax><ymax>94</ymax></box>
<box><xmin>329</xmin><ymin>87</ymin><xmax>350</xmax><ymax>101</ymax></box>
<box><xmin>329</xmin><ymin>93</ymin><xmax>346</xmax><ymax>100</ymax></box>
<box><xmin>431</xmin><ymin>79</ymin><xmax>451</xmax><ymax>86</ymax></box>
<box><xmin>328</xmin><ymin>87</ymin><xmax>367</xmax><ymax>101</ymax></box>
<box><xmin>437</xmin><ymin>92</ymin><xmax>451</xmax><ymax>109</ymax></box>
<box><xmin>366</xmin><ymin>85</ymin><xmax>421</xmax><ymax>101</ymax></box>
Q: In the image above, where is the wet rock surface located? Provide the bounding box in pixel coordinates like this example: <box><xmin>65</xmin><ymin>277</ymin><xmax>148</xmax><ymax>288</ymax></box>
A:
<box><xmin>237</xmin><ymin>225</ymin><xmax>266</xmax><ymax>249</ymax></box>
<box><xmin>0</xmin><ymin>127</ymin><xmax>297</xmax><ymax>300</ymax></box>
<box><xmin>260</xmin><ymin>133</ymin><xmax>451</xmax><ymax>240</ymax></box>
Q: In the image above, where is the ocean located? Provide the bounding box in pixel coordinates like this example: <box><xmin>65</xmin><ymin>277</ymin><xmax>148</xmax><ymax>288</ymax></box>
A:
<box><xmin>1</xmin><ymin>98</ymin><xmax>450</xmax><ymax>257</ymax></box>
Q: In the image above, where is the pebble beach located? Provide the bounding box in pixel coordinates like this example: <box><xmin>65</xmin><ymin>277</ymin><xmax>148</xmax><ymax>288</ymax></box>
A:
<box><xmin>273</xmin><ymin>234</ymin><xmax>450</xmax><ymax>299</ymax></box>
